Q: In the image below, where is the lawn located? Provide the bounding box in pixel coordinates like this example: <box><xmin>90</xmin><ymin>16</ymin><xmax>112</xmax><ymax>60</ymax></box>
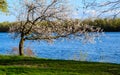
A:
<box><xmin>0</xmin><ymin>55</ymin><xmax>120</xmax><ymax>75</ymax></box>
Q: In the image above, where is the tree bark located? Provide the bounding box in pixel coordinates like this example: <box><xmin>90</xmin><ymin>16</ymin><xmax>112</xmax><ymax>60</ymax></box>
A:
<box><xmin>19</xmin><ymin>36</ymin><xmax>25</xmax><ymax>56</ymax></box>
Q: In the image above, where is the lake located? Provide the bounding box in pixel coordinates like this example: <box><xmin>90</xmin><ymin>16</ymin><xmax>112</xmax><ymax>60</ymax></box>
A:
<box><xmin>0</xmin><ymin>32</ymin><xmax>120</xmax><ymax>64</ymax></box>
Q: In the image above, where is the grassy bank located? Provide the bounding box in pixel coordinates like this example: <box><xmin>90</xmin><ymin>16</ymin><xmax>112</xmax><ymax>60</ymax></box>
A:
<box><xmin>0</xmin><ymin>55</ymin><xmax>120</xmax><ymax>75</ymax></box>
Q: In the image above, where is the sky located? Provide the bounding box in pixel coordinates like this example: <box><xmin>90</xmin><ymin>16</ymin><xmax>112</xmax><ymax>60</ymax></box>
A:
<box><xmin>0</xmin><ymin>0</ymin><xmax>118</xmax><ymax>22</ymax></box>
<box><xmin>0</xmin><ymin>0</ymin><xmax>17</xmax><ymax>22</ymax></box>
<box><xmin>0</xmin><ymin>0</ymin><xmax>83</xmax><ymax>22</ymax></box>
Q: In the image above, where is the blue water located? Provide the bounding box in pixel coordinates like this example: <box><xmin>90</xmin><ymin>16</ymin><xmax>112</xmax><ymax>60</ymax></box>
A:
<box><xmin>0</xmin><ymin>32</ymin><xmax>120</xmax><ymax>64</ymax></box>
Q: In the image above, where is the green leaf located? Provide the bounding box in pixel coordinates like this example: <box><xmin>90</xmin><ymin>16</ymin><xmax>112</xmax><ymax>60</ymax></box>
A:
<box><xmin>0</xmin><ymin>0</ymin><xmax>8</xmax><ymax>13</ymax></box>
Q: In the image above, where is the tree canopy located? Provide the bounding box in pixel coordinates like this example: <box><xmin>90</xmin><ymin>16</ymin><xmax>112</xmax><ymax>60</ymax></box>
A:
<box><xmin>0</xmin><ymin>0</ymin><xmax>8</xmax><ymax>12</ymax></box>
<box><xmin>9</xmin><ymin>0</ymin><xmax>101</xmax><ymax>56</ymax></box>
<box><xmin>82</xmin><ymin>0</ymin><xmax>120</xmax><ymax>18</ymax></box>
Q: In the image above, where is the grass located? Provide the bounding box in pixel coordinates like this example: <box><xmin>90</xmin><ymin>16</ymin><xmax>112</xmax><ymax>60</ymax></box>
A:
<box><xmin>0</xmin><ymin>55</ymin><xmax>120</xmax><ymax>75</ymax></box>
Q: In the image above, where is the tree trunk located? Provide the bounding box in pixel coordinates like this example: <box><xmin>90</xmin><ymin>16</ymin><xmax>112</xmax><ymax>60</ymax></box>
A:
<box><xmin>19</xmin><ymin>36</ymin><xmax>25</xmax><ymax>56</ymax></box>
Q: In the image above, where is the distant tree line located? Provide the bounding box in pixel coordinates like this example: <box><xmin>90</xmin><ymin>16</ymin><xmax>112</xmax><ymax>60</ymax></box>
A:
<box><xmin>0</xmin><ymin>18</ymin><xmax>120</xmax><ymax>32</ymax></box>
<box><xmin>0</xmin><ymin>22</ymin><xmax>10</xmax><ymax>32</ymax></box>
<box><xmin>82</xmin><ymin>18</ymin><xmax>120</xmax><ymax>32</ymax></box>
